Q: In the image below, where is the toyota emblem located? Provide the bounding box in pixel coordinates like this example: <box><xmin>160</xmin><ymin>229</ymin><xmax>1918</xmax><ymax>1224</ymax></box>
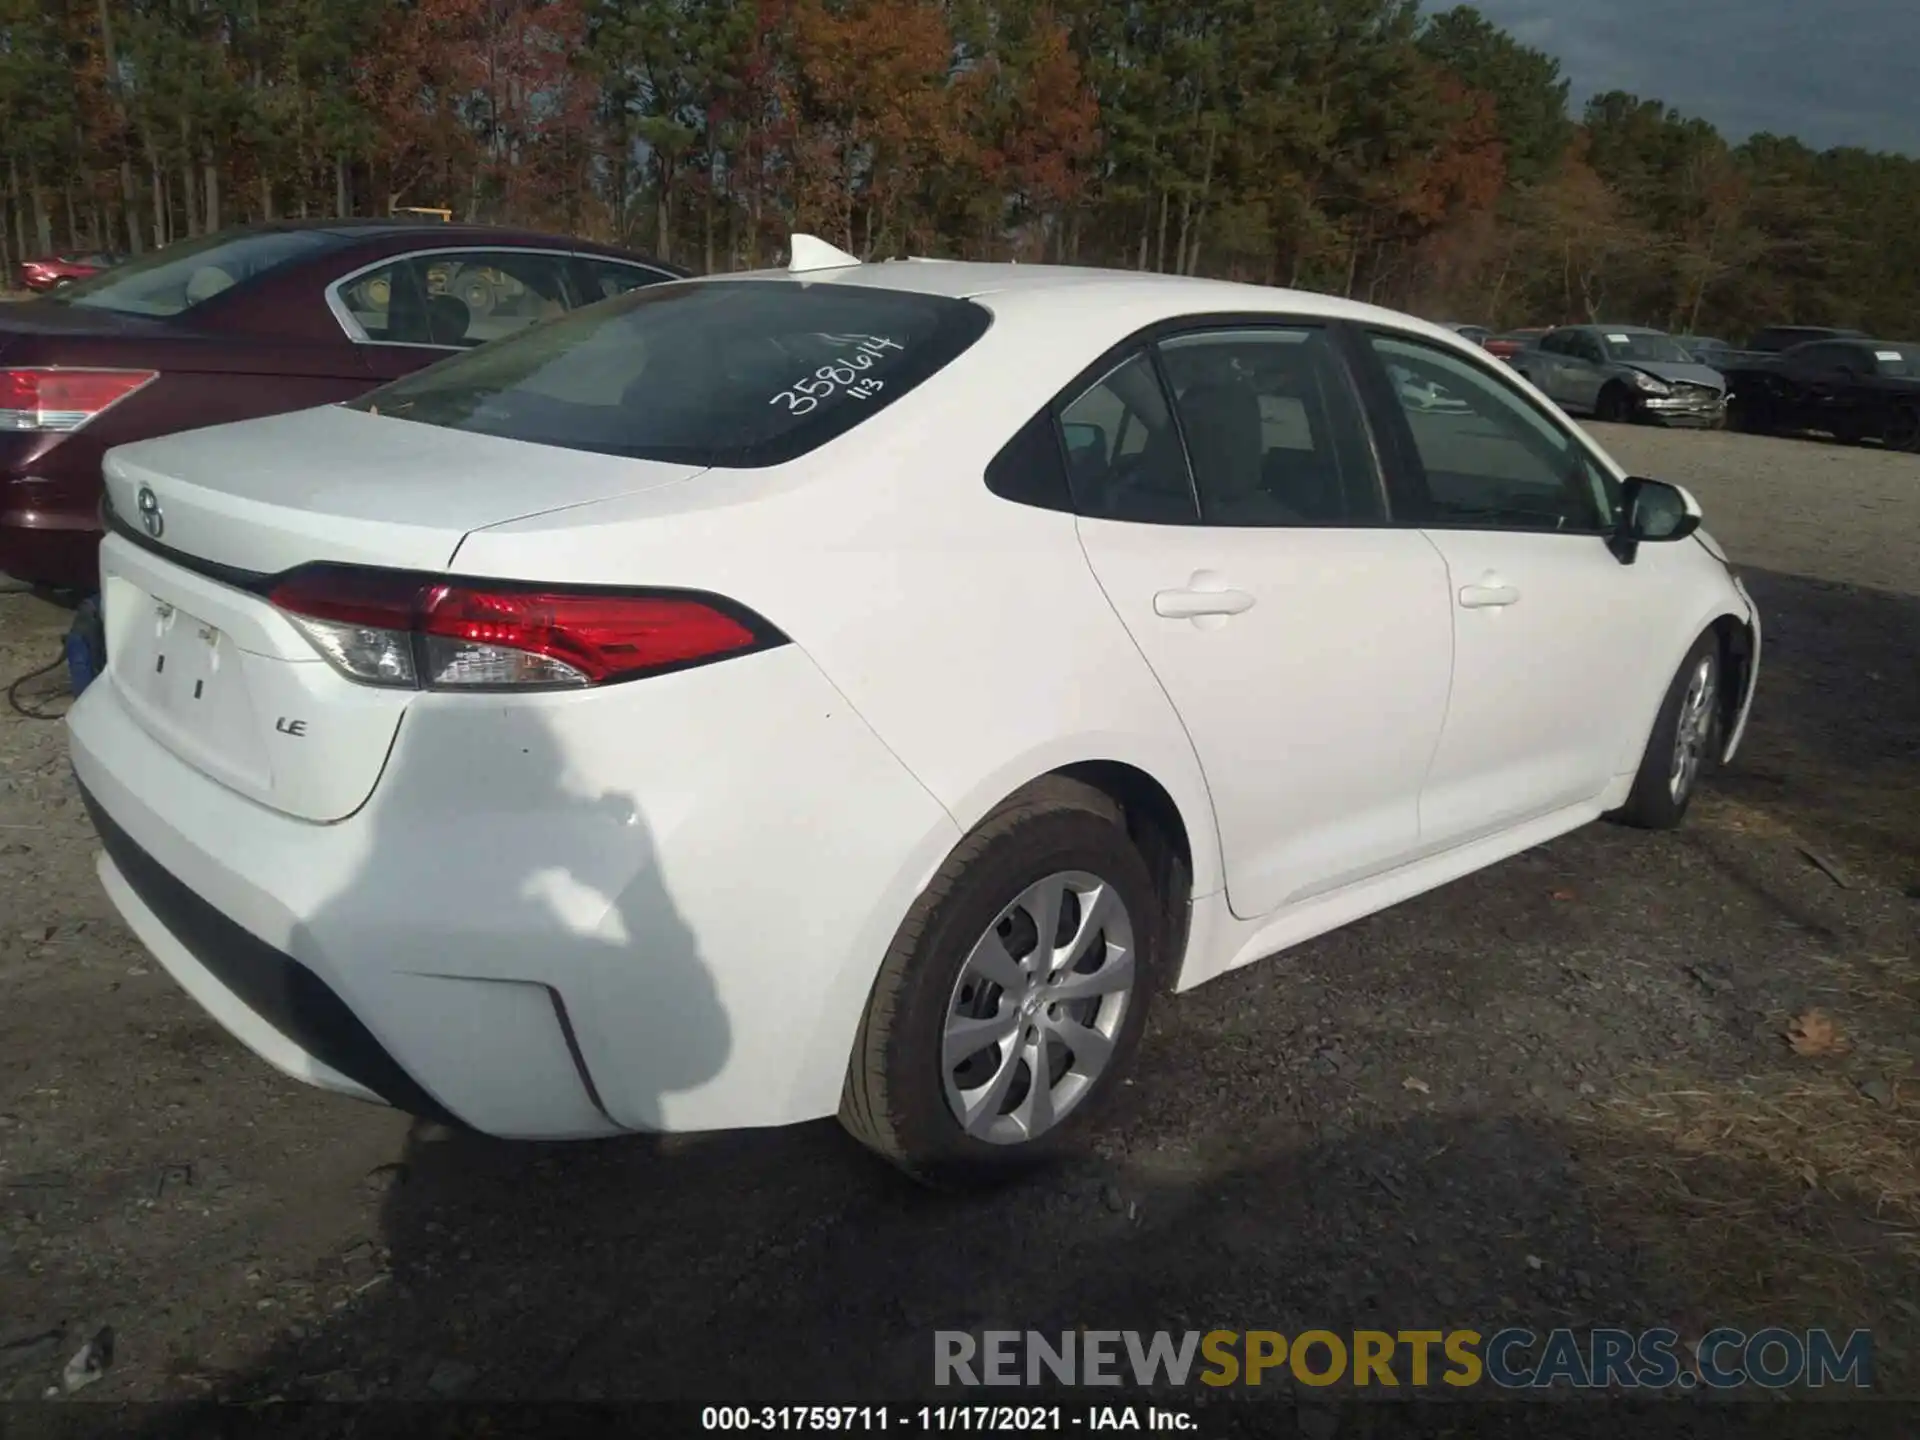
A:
<box><xmin>136</xmin><ymin>485</ymin><xmax>164</xmax><ymax>539</ymax></box>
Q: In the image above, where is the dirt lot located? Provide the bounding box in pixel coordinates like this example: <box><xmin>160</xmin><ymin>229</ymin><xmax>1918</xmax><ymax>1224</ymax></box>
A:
<box><xmin>2</xmin><ymin>424</ymin><xmax>1917</xmax><ymax>1418</ymax></box>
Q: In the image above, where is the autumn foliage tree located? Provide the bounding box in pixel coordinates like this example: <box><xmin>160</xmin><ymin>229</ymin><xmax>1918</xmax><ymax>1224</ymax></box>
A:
<box><xmin>3</xmin><ymin>0</ymin><xmax>1920</xmax><ymax>339</ymax></box>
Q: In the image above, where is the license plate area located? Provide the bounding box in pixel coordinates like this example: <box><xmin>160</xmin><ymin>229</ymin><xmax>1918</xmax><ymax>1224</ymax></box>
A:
<box><xmin>137</xmin><ymin>600</ymin><xmax>224</xmax><ymax>709</ymax></box>
<box><xmin>110</xmin><ymin>585</ymin><xmax>273</xmax><ymax>792</ymax></box>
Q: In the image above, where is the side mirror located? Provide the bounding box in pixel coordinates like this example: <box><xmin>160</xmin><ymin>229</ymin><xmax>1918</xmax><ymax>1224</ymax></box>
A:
<box><xmin>1609</xmin><ymin>476</ymin><xmax>1702</xmax><ymax>563</ymax></box>
<box><xmin>1061</xmin><ymin>422</ymin><xmax>1106</xmax><ymax>459</ymax></box>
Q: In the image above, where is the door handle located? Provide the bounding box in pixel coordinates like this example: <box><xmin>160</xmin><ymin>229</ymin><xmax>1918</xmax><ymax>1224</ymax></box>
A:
<box><xmin>1459</xmin><ymin>582</ymin><xmax>1520</xmax><ymax>608</ymax></box>
<box><xmin>1154</xmin><ymin>587</ymin><xmax>1256</xmax><ymax>619</ymax></box>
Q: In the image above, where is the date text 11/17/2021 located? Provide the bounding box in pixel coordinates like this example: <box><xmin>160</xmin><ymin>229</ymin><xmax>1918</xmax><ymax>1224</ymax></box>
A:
<box><xmin>700</xmin><ymin>1404</ymin><xmax>1197</xmax><ymax>1432</ymax></box>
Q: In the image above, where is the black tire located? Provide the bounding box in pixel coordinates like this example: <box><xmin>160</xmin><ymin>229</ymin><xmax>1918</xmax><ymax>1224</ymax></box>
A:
<box><xmin>1614</xmin><ymin>631</ymin><xmax>1723</xmax><ymax>831</ymax></box>
<box><xmin>840</xmin><ymin>777</ymin><xmax>1166</xmax><ymax>1188</ymax></box>
<box><xmin>1596</xmin><ymin>384</ymin><xmax>1632</xmax><ymax>424</ymax></box>
<box><xmin>1883</xmin><ymin>405</ymin><xmax>1920</xmax><ymax>453</ymax></box>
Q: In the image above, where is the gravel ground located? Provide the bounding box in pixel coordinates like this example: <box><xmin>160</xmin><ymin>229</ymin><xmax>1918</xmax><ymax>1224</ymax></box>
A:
<box><xmin>1</xmin><ymin>424</ymin><xmax>1916</xmax><ymax>1419</ymax></box>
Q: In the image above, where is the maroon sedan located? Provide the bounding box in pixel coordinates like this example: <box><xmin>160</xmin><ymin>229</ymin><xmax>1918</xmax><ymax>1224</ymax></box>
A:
<box><xmin>15</xmin><ymin>252</ymin><xmax>123</xmax><ymax>292</ymax></box>
<box><xmin>0</xmin><ymin>220</ymin><xmax>683</xmax><ymax>589</ymax></box>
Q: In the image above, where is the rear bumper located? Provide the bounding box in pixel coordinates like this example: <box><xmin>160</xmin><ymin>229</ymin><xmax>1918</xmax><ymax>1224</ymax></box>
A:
<box><xmin>80</xmin><ymin>780</ymin><xmax>459</xmax><ymax>1122</ymax></box>
<box><xmin>0</xmin><ymin>444</ymin><xmax>103</xmax><ymax>589</ymax></box>
<box><xmin>69</xmin><ymin>641</ymin><xmax>960</xmax><ymax>1138</ymax></box>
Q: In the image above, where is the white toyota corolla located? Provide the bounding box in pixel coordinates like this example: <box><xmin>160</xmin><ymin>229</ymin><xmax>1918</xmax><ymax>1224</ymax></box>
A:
<box><xmin>68</xmin><ymin>237</ymin><xmax>1759</xmax><ymax>1185</ymax></box>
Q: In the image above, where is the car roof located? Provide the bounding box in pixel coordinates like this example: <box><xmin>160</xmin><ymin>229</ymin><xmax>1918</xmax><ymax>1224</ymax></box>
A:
<box><xmin>711</xmin><ymin>257</ymin><xmax>1476</xmax><ymax>346</ymax></box>
<box><xmin>171</xmin><ymin>216</ymin><xmax>674</xmax><ymax>255</ymax></box>
<box><xmin>1567</xmin><ymin>324</ymin><xmax>1664</xmax><ymax>335</ymax></box>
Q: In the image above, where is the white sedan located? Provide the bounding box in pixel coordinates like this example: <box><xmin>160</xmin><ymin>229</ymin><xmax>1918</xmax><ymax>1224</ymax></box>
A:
<box><xmin>68</xmin><ymin>237</ymin><xmax>1760</xmax><ymax>1186</ymax></box>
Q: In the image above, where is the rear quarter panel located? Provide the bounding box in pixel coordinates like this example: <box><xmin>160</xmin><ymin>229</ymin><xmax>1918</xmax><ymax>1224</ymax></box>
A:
<box><xmin>449</xmin><ymin>294</ymin><xmax>1229</xmax><ymax>900</ymax></box>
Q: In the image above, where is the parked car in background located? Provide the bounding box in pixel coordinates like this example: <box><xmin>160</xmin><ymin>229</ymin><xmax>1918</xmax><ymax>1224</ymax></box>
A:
<box><xmin>16</xmin><ymin>252</ymin><xmax>124</xmax><ymax>292</ymax></box>
<box><xmin>1441</xmin><ymin>322</ymin><xmax>1492</xmax><ymax>346</ymax></box>
<box><xmin>68</xmin><ymin>243</ymin><xmax>1759</xmax><ymax>1180</ymax></box>
<box><xmin>0</xmin><ymin>219</ymin><xmax>682</xmax><ymax>589</ymax></box>
<box><xmin>1483</xmin><ymin>327</ymin><xmax>1547</xmax><ymax>362</ymax></box>
<box><xmin>1675</xmin><ymin>335</ymin><xmax>1732</xmax><ymax>365</ymax></box>
<box><xmin>1746</xmin><ymin>325</ymin><xmax>1866</xmax><ymax>354</ymax></box>
<box><xmin>1721</xmin><ymin>338</ymin><xmax>1920</xmax><ymax>450</ymax></box>
<box><xmin>1509</xmin><ymin>325</ymin><xmax>1727</xmax><ymax>427</ymax></box>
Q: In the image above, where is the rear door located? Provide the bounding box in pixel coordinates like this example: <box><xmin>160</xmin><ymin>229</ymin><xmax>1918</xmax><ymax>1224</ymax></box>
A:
<box><xmin>1563</xmin><ymin>332</ymin><xmax>1613</xmax><ymax>412</ymax></box>
<box><xmin>1352</xmin><ymin>329</ymin><xmax>1669</xmax><ymax>846</ymax></box>
<box><xmin>1069</xmin><ymin>323</ymin><xmax>1455</xmax><ymax>919</ymax></box>
<box><xmin>1776</xmin><ymin>343</ymin><xmax>1853</xmax><ymax>429</ymax></box>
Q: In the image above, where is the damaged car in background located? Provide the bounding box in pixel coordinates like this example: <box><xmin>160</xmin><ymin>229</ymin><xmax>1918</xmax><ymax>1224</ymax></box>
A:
<box><xmin>1511</xmin><ymin>325</ymin><xmax>1728</xmax><ymax>427</ymax></box>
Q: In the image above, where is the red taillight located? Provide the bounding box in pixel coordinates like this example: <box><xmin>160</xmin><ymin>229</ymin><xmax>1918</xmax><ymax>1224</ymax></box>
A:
<box><xmin>267</xmin><ymin>566</ymin><xmax>775</xmax><ymax>690</ymax></box>
<box><xmin>0</xmin><ymin>368</ymin><xmax>158</xmax><ymax>433</ymax></box>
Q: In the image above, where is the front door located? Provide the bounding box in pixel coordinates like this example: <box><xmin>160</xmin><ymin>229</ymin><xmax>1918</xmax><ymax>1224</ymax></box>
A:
<box><xmin>1354</xmin><ymin>329</ymin><xmax>1668</xmax><ymax>848</ymax></box>
<box><xmin>1068</xmin><ymin>326</ymin><xmax>1455</xmax><ymax>919</ymax></box>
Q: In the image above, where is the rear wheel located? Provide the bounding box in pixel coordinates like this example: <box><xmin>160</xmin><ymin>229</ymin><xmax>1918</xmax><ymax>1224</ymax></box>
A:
<box><xmin>840</xmin><ymin>779</ymin><xmax>1163</xmax><ymax>1187</ymax></box>
<box><xmin>1615</xmin><ymin>632</ymin><xmax>1722</xmax><ymax>831</ymax></box>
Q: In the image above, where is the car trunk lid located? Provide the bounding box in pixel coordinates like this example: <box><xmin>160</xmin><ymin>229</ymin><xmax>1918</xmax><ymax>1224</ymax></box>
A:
<box><xmin>96</xmin><ymin>406</ymin><xmax>706</xmax><ymax>821</ymax></box>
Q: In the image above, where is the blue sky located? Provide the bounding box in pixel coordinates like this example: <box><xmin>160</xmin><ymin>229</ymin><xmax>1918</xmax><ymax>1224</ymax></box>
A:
<box><xmin>1430</xmin><ymin>0</ymin><xmax>1920</xmax><ymax>156</ymax></box>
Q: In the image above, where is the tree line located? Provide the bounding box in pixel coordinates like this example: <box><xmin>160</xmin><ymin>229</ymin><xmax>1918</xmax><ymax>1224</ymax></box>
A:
<box><xmin>3</xmin><ymin>0</ymin><xmax>1918</xmax><ymax>340</ymax></box>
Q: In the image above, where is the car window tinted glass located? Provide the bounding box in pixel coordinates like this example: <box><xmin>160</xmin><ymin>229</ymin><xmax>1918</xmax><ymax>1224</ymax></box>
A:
<box><xmin>1600</xmin><ymin>332</ymin><xmax>1693</xmax><ymax>364</ymax></box>
<box><xmin>1368</xmin><ymin>333</ymin><xmax>1616</xmax><ymax>532</ymax></box>
<box><xmin>1156</xmin><ymin>328</ymin><xmax>1381</xmax><ymax>525</ymax></box>
<box><xmin>1792</xmin><ymin>343</ymin><xmax>1851</xmax><ymax>372</ymax></box>
<box><xmin>582</xmin><ymin>258</ymin><xmax>671</xmax><ymax>300</ymax></box>
<box><xmin>338</xmin><ymin>250</ymin><xmax>579</xmax><ymax>347</ymax></box>
<box><xmin>58</xmin><ymin>228</ymin><xmax>341</xmax><ymax>316</ymax></box>
<box><xmin>350</xmin><ymin>278</ymin><xmax>993</xmax><ymax>468</ymax></box>
<box><xmin>1058</xmin><ymin>351</ymin><xmax>1197</xmax><ymax>524</ymax></box>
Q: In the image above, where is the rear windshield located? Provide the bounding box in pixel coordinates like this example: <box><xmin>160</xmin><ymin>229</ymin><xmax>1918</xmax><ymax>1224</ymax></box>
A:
<box><xmin>348</xmin><ymin>278</ymin><xmax>994</xmax><ymax>467</ymax></box>
<box><xmin>1869</xmin><ymin>343</ymin><xmax>1920</xmax><ymax>377</ymax></box>
<box><xmin>57</xmin><ymin>229</ymin><xmax>341</xmax><ymax>316</ymax></box>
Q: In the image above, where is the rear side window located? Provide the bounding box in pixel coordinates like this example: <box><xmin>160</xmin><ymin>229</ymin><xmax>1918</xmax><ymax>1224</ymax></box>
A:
<box><xmin>350</xmin><ymin>279</ymin><xmax>992</xmax><ymax>468</ymax></box>
<box><xmin>58</xmin><ymin>229</ymin><xmax>341</xmax><ymax>316</ymax></box>
<box><xmin>581</xmin><ymin>258</ymin><xmax>674</xmax><ymax>300</ymax></box>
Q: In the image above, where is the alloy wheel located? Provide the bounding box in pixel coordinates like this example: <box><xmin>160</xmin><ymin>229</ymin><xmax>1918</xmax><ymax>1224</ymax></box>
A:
<box><xmin>1669</xmin><ymin>656</ymin><xmax>1717</xmax><ymax>801</ymax></box>
<box><xmin>941</xmin><ymin>870</ymin><xmax>1136</xmax><ymax>1146</ymax></box>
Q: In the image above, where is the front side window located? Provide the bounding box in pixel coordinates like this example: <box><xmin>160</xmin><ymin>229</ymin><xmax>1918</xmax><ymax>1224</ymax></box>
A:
<box><xmin>1057</xmin><ymin>352</ymin><xmax>1197</xmax><ymax>524</ymax></box>
<box><xmin>1572</xmin><ymin>333</ymin><xmax>1609</xmax><ymax>364</ymax></box>
<box><xmin>350</xmin><ymin>278</ymin><xmax>992</xmax><ymax>468</ymax></box>
<box><xmin>55</xmin><ymin>228</ymin><xmax>342</xmax><ymax>316</ymax></box>
<box><xmin>335</xmin><ymin>250</ymin><xmax>579</xmax><ymax>348</ymax></box>
<box><xmin>1367</xmin><ymin>333</ymin><xmax>1616</xmax><ymax>533</ymax></box>
<box><xmin>1155</xmin><ymin>327</ymin><xmax>1382</xmax><ymax>525</ymax></box>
